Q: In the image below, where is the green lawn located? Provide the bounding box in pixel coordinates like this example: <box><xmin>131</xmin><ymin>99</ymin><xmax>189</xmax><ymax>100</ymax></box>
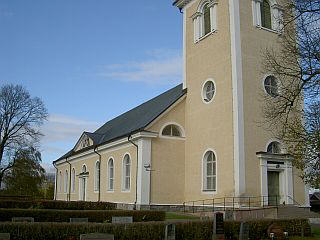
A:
<box><xmin>165</xmin><ymin>212</ymin><xmax>200</xmax><ymax>220</ymax></box>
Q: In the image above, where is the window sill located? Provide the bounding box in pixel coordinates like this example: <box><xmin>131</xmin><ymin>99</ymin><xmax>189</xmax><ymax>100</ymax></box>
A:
<box><xmin>159</xmin><ymin>135</ymin><xmax>185</xmax><ymax>140</ymax></box>
<box><xmin>202</xmin><ymin>190</ymin><xmax>217</xmax><ymax>194</ymax></box>
<box><xmin>107</xmin><ymin>190</ymin><xmax>114</xmax><ymax>193</ymax></box>
<box><xmin>255</xmin><ymin>25</ymin><xmax>280</xmax><ymax>35</ymax></box>
<box><xmin>121</xmin><ymin>190</ymin><xmax>131</xmax><ymax>193</ymax></box>
<box><xmin>195</xmin><ymin>30</ymin><xmax>217</xmax><ymax>43</ymax></box>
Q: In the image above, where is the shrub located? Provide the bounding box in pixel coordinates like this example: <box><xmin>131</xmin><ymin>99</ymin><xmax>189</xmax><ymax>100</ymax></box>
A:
<box><xmin>0</xmin><ymin>200</ymin><xmax>116</xmax><ymax>210</ymax></box>
<box><xmin>0</xmin><ymin>219</ymin><xmax>311</xmax><ymax>240</ymax></box>
<box><xmin>0</xmin><ymin>209</ymin><xmax>165</xmax><ymax>223</ymax></box>
<box><xmin>224</xmin><ymin>219</ymin><xmax>311</xmax><ymax>239</ymax></box>
<box><xmin>0</xmin><ymin>221</ymin><xmax>212</xmax><ymax>240</ymax></box>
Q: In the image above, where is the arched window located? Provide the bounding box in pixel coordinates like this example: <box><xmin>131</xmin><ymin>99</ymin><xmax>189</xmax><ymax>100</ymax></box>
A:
<box><xmin>71</xmin><ymin>168</ymin><xmax>75</xmax><ymax>193</ymax></box>
<box><xmin>264</xmin><ymin>75</ymin><xmax>278</xmax><ymax>97</ymax></box>
<box><xmin>203</xmin><ymin>3</ymin><xmax>211</xmax><ymax>35</ymax></box>
<box><xmin>108</xmin><ymin>158</ymin><xmax>114</xmax><ymax>191</ymax></box>
<box><xmin>203</xmin><ymin>150</ymin><xmax>217</xmax><ymax>191</ymax></box>
<box><xmin>261</xmin><ymin>0</ymin><xmax>272</xmax><ymax>29</ymax></box>
<box><xmin>162</xmin><ymin>124</ymin><xmax>182</xmax><ymax>137</ymax></box>
<box><xmin>64</xmin><ymin>170</ymin><xmax>68</xmax><ymax>193</ymax></box>
<box><xmin>59</xmin><ymin>171</ymin><xmax>62</xmax><ymax>192</ymax></box>
<box><xmin>94</xmin><ymin>161</ymin><xmax>100</xmax><ymax>192</ymax></box>
<box><xmin>80</xmin><ymin>165</ymin><xmax>87</xmax><ymax>201</ymax></box>
<box><xmin>193</xmin><ymin>1</ymin><xmax>218</xmax><ymax>42</ymax></box>
<box><xmin>267</xmin><ymin>141</ymin><xmax>282</xmax><ymax>154</ymax></box>
<box><xmin>123</xmin><ymin>154</ymin><xmax>131</xmax><ymax>191</ymax></box>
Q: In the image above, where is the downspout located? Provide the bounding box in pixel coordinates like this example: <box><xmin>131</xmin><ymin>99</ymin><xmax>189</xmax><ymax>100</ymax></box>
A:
<box><xmin>65</xmin><ymin>157</ymin><xmax>71</xmax><ymax>202</ymax></box>
<box><xmin>53</xmin><ymin>163</ymin><xmax>58</xmax><ymax>200</ymax></box>
<box><xmin>128</xmin><ymin>133</ymin><xmax>138</xmax><ymax>210</ymax></box>
<box><xmin>94</xmin><ymin>146</ymin><xmax>101</xmax><ymax>202</ymax></box>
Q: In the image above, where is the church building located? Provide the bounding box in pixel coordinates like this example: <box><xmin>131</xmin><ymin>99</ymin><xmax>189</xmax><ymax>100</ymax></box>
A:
<box><xmin>53</xmin><ymin>0</ymin><xmax>310</xmax><ymax>209</ymax></box>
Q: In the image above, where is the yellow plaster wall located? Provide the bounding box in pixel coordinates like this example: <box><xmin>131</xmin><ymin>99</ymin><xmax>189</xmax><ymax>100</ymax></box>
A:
<box><xmin>184</xmin><ymin>0</ymin><xmax>235</xmax><ymax>202</ymax></box>
<box><xmin>147</xmin><ymin>99</ymin><xmax>186</xmax><ymax>204</ymax></box>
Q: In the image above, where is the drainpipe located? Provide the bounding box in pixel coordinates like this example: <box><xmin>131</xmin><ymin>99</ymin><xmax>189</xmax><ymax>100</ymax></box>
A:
<box><xmin>53</xmin><ymin>163</ymin><xmax>58</xmax><ymax>200</ymax></box>
<box><xmin>65</xmin><ymin>157</ymin><xmax>71</xmax><ymax>202</ymax></box>
<box><xmin>128</xmin><ymin>133</ymin><xmax>138</xmax><ymax>210</ymax></box>
<box><xmin>94</xmin><ymin>146</ymin><xmax>101</xmax><ymax>202</ymax></box>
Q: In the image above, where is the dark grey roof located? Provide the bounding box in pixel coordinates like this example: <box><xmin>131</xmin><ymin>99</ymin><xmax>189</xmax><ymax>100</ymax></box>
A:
<box><xmin>54</xmin><ymin>84</ymin><xmax>186</xmax><ymax>162</ymax></box>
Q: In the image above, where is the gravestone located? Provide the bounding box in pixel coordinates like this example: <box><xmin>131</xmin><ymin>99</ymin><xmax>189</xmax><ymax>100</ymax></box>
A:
<box><xmin>213</xmin><ymin>212</ymin><xmax>224</xmax><ymax>240</ymax></box>
<box><xmin>70</xmin><ymin>218</ymin><xmax>88</xmax><ymax>223</ymax></box>
<box><xmin>165</xmin><ymin>224</ymin><xmax>176</xmax><ymax>240</ymax></box>
<box><xmin>12</xmin><ymin>217</ymin><xmax>34</xmax><ymax>222</ymax></box>
<box><xmin>239</xmin><ymin>222</ymin><xmax>250</xmax><ymax>240</ymax></box>
<box><xmin>267</xmin><ymin>223</ymin><xmax>284</xmax><ymax>239</ymax></box>
<box><xmin>0</xmin><ymin>233</ymin><xmax>10</xmax><ymax>240</ymax></box>
<box><xmin>80</xmin><ymin>233</ymin><xmax>114</xmax><ymax>240</ymax></box>
<box><xmin>225</xmin><ymin>210</ymin><xmax>234</xmax><ymax>221</ymax></box>
<box><xmin>111</xmin><ymin>216</ymin><xmax>133</xmax><ymax>224</ymax></box>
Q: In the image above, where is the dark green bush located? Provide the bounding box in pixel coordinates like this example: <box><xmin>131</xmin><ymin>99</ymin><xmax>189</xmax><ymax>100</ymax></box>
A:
<box><xmin>0</xmin><ymin>209</ymin><xmax>165</xmax><ymax>223</ymax></box>
<box><xmin>0</xmin><ymin>219</ymin><xmax>311</xmax><ymax>240</ymax></box>
<box><xmin>0</xmin><ymin>221</ymin><xmax>212</xmax><ymax>240</ymax></box>
<box><xmin>0</xmin><ymin>200</ymin><xmax>116</xmax><ymax>210</ymax></box>
<box><xmin>224</xmin><ymin>219</ymin><xmax>311</xmax><ymax>239</ymax></box>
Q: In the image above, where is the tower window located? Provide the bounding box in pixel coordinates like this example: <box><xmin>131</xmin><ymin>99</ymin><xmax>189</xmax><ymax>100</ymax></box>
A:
<box><xmin>261</xmin><ymin>0</ymin><xmax>272</xmax><ymax>29</ymax></box>
<box><xmin>202</xmin><ymin>80</ymin><xmax>216</xmax><ymax>103</ymax></box>
<box><xmin>264</xmin><ymin>75</ymin><xmax>278</xmax><ymax>97</ymax></box>
<box><xmin>192</xmin><ymin>1</ymin><xmax>218</xmax><ymax>42</ymax></box>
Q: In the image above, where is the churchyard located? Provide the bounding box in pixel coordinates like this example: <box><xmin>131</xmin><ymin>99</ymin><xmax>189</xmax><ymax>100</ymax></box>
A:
<box><xmin>0</xmin><ymin>198</ymin><xmax>319</xmax><ymax>239</ymax></box>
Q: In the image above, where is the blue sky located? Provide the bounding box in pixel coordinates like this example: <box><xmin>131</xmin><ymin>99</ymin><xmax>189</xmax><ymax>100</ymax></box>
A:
<box><xmin>0</xmin><ymin>1</ymin><xmax>183</xmax><ymax>172</ymax></box>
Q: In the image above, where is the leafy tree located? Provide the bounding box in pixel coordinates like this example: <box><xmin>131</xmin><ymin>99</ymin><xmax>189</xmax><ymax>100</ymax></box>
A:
<box><xmin>262</xmin><ymin>1</ymin><xmax>320</xmax><ymax>187</ymax></box>
<box><xmin>0</xmin><ymin>84</ymin><xmax>48</xmax><ymax>188</ymax></box>
<box><xmin>4</xmin><ymin>146</ymin><xmax>46</xmax><ymax>197</ymax></box>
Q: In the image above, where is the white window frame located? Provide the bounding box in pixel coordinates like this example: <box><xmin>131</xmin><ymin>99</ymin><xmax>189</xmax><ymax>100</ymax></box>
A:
<box><xmin>160</xmin><ymin>122</ymin><xmax>185</xmax><ymax>139</ymax></box>
<box><xmin>192</xmin><ymin>0</ymin><xmax>218</xmax><ymax>43</ymax></box>
<box><xmin>122</xmin><ymin>154</ymin><xmax>131</xmax><ymax>192</ymax></box>
<box><xmin>201</xmin><ymin>79</ymin><xmax>216</xmax><ymax>104</ymax></box>
<box><xmin>64</xmin><ymin>170</ymin><xmax>68</xmax><ymax>193</ymax></box>
<box><xmin>71</xmin><ymin>168</ymin><xmax>75</xmax><ymax>193</ymax></box>
<box><xmin>79</xmin><ymin>164</ymin><xmax>87</xmax><ymax>201</ymax></box>
<box><xmin>202</xmin><ymin>149</ymin><xmax>217</xmax><ymax>194</ymax></box>
<box><xmin>252</xmin><ymin>0</ymin><xmax>284</xmax><ymax>33</ymax></box>
<box><xmin>94</xmin><ymin>160</ymin><xmax>100</xmax><ymax>192</ymax></box>
<box><xmin>107</xmin><ymin>158</ymin><xmax>114</xmax><ymax>192</ymax></box>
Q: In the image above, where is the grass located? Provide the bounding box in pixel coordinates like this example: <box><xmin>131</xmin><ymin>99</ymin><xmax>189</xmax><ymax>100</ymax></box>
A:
<box><xmin>165</xmin><ymin>212</ymin><xmax>200</xmax><ymax>220</ymax></box>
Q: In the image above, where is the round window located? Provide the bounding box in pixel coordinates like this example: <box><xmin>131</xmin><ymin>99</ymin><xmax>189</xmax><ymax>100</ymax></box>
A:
<box><xmin>202</xmin><ymin>80</ymin><xmax>215</xmax><ymax>103</ymax></box>
<box><xmin>264</xmin><ymin>76</ymin><xmax>278</xmax><ymax>97</ymax></box>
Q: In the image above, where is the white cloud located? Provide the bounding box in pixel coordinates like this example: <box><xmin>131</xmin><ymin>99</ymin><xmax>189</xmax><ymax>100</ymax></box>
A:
<box><xmin>99</xmin><ymin>49</ymin><xmax>182</xmax><ymax>85</ymax></box>
<box><xmin>41</xmin><ymin>114</ymin><xmax>100</xmax><ymax>143</ymax></box>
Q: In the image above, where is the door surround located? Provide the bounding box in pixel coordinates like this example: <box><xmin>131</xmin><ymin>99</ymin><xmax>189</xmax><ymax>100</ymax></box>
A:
<box><xmin>257</xmin><ymin>152</ymin><xmax>293</xmax><ymax>206</ymax></box>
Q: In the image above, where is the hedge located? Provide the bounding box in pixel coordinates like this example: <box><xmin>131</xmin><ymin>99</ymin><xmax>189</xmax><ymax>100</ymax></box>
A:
<box><xmin>0</xmin><ymin>219</ymin><xmax>311</xmax><ymax>240</ymax></box>
<box><xmin>0</xmin><ymin>200</ymin><xmax>116</xmax><ymax>210</ymax></box>
<box><xmin>0</xmin><ymin>209</ymin><xmax>165</xmax><ymax>223</ymax></box>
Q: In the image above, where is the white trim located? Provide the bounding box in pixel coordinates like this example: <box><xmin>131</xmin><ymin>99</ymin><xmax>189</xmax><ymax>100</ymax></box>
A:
<box><xmin>304</xmin><ymin>184</ymin><xmax>311</xmax><ymax>207</ymax></box>
<box><xmin>159</xmin><ymin>122</ymin><xmax>186</xmax><ymax>138</ymax></box>
<box><xmin>59</xmin><ymin>171</ymin><xmax>62</xmax><ymax>193</ymax></box>
<box><xmin>54</xmin><ymin>131</ymin><xmax>158</xmax><ymax>166</ymax></box>
<box><xmin>71</xmin><ymin>168</ymin><xmax>76</xmax><ymax>193</ymax></box>
<box><xmin>201</xmin><ymin>148</ymin><xmax>218</xmax><ymax>194</ymax></box>
<box><xmin>64</xmin><ymin>169</ymin><xmax>68</xmax><ymax>193</ymax></box>
<box><xmin>183</xmin><ymin>7</ymin><xmax>187</xmax><ymax>89</ymax></box>
<box><xmin>121</xmin><ymin>153</ymin><xmax>132</xmax><ymax>192</ymax></box>
<box><xmin>229</xmin><ymin>0</ymin><xmax>246</xmax><ymax>197</ymax></box>
<box><xmin>137</xmin><ymin>138</ymin><xmax>152</xmax><ymax>205</ymax></box>
<box><xmin>201</xmin><ymin>78</ymin><xmax>216</xmax><ymax>104</ymax></box>
<box><xmin>79</xmin><ymin>164</ymin><xmax>88</xmax><ymax>201</ymax></box>
<box><xmin>265</xmin><ymin>139</ymin><xmax>286</xmax><ymax>154</ymax></box>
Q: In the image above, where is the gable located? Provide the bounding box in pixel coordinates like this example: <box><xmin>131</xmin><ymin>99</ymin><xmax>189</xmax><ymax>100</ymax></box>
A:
<box><xmin>74</xmin><ymin>133</ymin><xmax>94</xmax><ymax>152</ymax></box>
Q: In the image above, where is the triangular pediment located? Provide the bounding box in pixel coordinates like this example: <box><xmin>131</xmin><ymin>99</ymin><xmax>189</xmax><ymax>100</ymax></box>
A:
<box><xmin>74</xmin><ymin>132</ymin><xmax>93</xmax><ymax>152</ymax></box>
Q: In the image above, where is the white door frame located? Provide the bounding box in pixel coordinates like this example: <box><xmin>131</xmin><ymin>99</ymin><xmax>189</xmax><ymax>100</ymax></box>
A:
<box><xmin>257</xmin><ymin>152</ymin><xmax>294</xmax><ymax>206</ymax></box>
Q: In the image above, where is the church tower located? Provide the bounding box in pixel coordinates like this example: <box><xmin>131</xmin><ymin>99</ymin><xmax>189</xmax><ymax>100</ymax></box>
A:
<box><xmin>174</xmin><ymin>0</ymin><xmax>308</xmax><ymax>206</ymax></box>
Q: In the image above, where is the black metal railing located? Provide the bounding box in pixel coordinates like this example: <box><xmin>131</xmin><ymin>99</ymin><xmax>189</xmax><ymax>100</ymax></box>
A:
<box><xmin>182</xmin><ymin>195</ymin><xmax>301</xmax><ymax>213</ymax></box>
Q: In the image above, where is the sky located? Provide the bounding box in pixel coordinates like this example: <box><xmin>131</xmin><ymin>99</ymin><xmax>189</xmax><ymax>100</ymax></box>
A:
<box><xmin>0</xmin><ymin>0</ymin><xmax>183</xmax><ymax>172</ymax></box>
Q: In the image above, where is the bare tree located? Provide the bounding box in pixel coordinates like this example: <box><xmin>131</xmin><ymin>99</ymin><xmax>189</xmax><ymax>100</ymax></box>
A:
<box><xmin>0</xmin><ymin>84</ymin><xmax>48</xmax><ymax>188</ymax></box>
<box><xmin>262</xmin><ymin>1</ymin><xmax>320</xmax><ymax>187</ymax></box>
